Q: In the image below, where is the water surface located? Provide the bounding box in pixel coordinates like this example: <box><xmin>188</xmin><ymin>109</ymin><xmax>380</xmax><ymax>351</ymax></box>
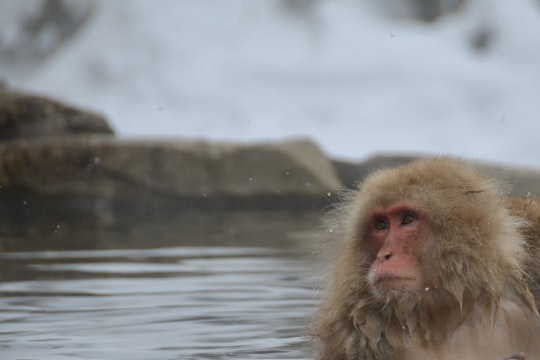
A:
<box><xmin>0</xmin><ymin>210</ymin><xmax>324</xmax><ymax>360</ymax></box>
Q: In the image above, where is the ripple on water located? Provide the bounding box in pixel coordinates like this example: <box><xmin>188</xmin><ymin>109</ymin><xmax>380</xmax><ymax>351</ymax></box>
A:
<box><xmin>0</xmin><ymin>246</ymin><xmax>319</xmax><ymax>360</ymax></box>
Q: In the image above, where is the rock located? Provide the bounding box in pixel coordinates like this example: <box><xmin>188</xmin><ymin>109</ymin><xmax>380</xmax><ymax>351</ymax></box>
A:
<box><xmin>477</xmin><ymin>163</ymin><xmax>540</xmax><ymax>198</ymax></box>
<box><xmin>332</xmin><ymin>154</ymin><xmax>540</xmax><ymax>198</ymax></box>
<box><xmin>216</xmin><ymin>139</ymin><xmax>340</xmax><ymax>196</ymax></box>
<box><xmin>0</xmin><ymin>137</ymin><xmax>341</xmax><ymax>210</ymax></box>
<box><xmin>0</xmin><ymin>89</ymin><xmax>114</xmax><ymax>140</ymax></box>
<box><xmin>332</xmin><ymin>154</ymin><xmax>418</xmax><ymax>189</ymax></box>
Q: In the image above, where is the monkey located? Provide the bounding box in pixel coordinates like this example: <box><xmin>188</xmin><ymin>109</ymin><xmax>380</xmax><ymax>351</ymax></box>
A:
<box><xmin>507</xmin><ymin>196</ymin><xmax>540</xmax><ymax>307</ymax></box>
<box><xmin>312</xmin><ymin>158</ymin><xmax>540</xmax><ymax>360</ymax></box>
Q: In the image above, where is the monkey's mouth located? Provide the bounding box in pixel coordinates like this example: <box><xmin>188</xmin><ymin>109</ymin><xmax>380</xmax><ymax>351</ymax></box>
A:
<box><xmin>374</xmin><ymin>275</ymin><xmax>417</xmax><ymax>290</ymax></box>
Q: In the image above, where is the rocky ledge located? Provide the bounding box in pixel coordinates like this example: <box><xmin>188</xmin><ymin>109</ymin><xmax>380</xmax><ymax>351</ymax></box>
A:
<box><xmin>2</xmin><ymin>89</ymin><xmax>540</xmax><ymax>252</ymax></box>
<box><xmin>0</xmin><ymin>88</ymin><xmax>114</xmax><ymax>140</ymax></box>
<box><xmin>1</xmin><ymin>88</ymin><xmax>540</xmax><ymax>213</ymax></box>
<box><xmin>0</xmin><ymin>136</ymin><xmax>341</xmax><ymax>211</ymax></box>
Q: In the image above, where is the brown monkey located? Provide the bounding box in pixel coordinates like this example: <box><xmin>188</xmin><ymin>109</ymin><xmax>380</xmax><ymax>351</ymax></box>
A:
<box><xmin>508</xmin><ymin>196</ymin><xmax>540</xmax><ymax>306</ymax></box>
<box><xmin>312</xmin><ymin>158</ymin><xmax>540</xmax><ymax>360</ymax></box>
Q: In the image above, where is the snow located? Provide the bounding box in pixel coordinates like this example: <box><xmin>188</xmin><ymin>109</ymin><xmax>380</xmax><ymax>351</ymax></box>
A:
<box><xmin>3</xmin><ymin>0</ymin><xmax>540</xmax><ymax>168</ymax></box>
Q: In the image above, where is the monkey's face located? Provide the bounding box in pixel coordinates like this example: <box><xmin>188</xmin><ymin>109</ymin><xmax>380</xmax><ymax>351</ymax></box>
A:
<box><xmin>365</xmin><ymin>200</ymin><xmax>428</xmax><ymax>298</ymax></box>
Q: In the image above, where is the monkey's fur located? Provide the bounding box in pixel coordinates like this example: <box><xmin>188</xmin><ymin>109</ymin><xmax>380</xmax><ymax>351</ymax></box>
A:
<box><xmin>312</xmin><ymin>158</ymin><xmax>540</xmax><ymax>360</ymax></box>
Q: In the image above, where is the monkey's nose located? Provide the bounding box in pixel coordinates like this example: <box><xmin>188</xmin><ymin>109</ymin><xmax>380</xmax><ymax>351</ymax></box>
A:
<box><xmin>377</xmin><ymin>250</ymin><xmax>393</xmax><ymax>262</ymax></box>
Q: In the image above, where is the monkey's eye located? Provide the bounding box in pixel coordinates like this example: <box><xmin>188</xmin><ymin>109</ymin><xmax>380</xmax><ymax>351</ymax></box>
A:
<box><xmin>374</xmin><ymin>219</ymin><xmax>388</xmax><ymax>231</ymax></box>
<box><xmin>401</xmin><ymin>212</ymin><xmax>416</xmax><ymax>225</ymax></box>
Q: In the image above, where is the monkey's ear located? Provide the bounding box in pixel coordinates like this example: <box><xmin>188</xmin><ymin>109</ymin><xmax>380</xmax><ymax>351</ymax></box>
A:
<box><xmin>503</xmin><ymin>352</ymin><xmax>526</xmax><ymax>360</ymax></box>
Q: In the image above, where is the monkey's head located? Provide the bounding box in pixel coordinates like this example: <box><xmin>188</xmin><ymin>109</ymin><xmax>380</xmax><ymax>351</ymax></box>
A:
<box><xmin>342</xmin><ymin>158</ymin><xmax>526</xmax><ymax>311</ymax></box>
<box><xmin>314</xmin><ymin>158</ymin><xmax>539</xmax><ymax>359</ymax></box>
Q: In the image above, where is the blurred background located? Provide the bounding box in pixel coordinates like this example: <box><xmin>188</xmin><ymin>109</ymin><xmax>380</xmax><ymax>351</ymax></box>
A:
<box><xmin>1</xmin><ymin>0</ymin><xmax>540</xmax><ymax>167</ymax></box>
<box><xmin>2</xmin><ymin>2</ymin><xmax>540</xmax><ymax>359</ymax></box>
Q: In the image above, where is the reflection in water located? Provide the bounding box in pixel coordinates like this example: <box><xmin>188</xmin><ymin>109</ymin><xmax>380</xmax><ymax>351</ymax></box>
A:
<box><xmin>0</xmin><ymin>211</ymin><xmax>325</xmax><ymax>359</ymax></box>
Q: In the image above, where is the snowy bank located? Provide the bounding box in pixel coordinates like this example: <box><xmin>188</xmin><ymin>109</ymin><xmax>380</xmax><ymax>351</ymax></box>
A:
<box><xmin>2</xmin><ymin>1</ymin><xmax>540</xmax><ymax>168</ymax></box>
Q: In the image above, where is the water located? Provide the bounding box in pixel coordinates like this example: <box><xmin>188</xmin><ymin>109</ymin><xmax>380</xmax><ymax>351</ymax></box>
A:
<box><xmin>0</xmin><ymin>210</ymin><xmax>325</xmax><ymax>360</ymax></box>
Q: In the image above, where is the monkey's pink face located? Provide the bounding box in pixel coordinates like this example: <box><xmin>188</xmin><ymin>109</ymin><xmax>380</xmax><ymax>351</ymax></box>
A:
<box><xmin>365</xmin><ymin>201</ymin><xmax>428</xmax><ymax>295</ymax></box>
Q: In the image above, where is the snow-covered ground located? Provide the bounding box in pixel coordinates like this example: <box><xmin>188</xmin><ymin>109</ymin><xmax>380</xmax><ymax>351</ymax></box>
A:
<box><xmin>3</xmin><ymin>0</ymin><xmax>540</xmax><ymax>167</ymax></box>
